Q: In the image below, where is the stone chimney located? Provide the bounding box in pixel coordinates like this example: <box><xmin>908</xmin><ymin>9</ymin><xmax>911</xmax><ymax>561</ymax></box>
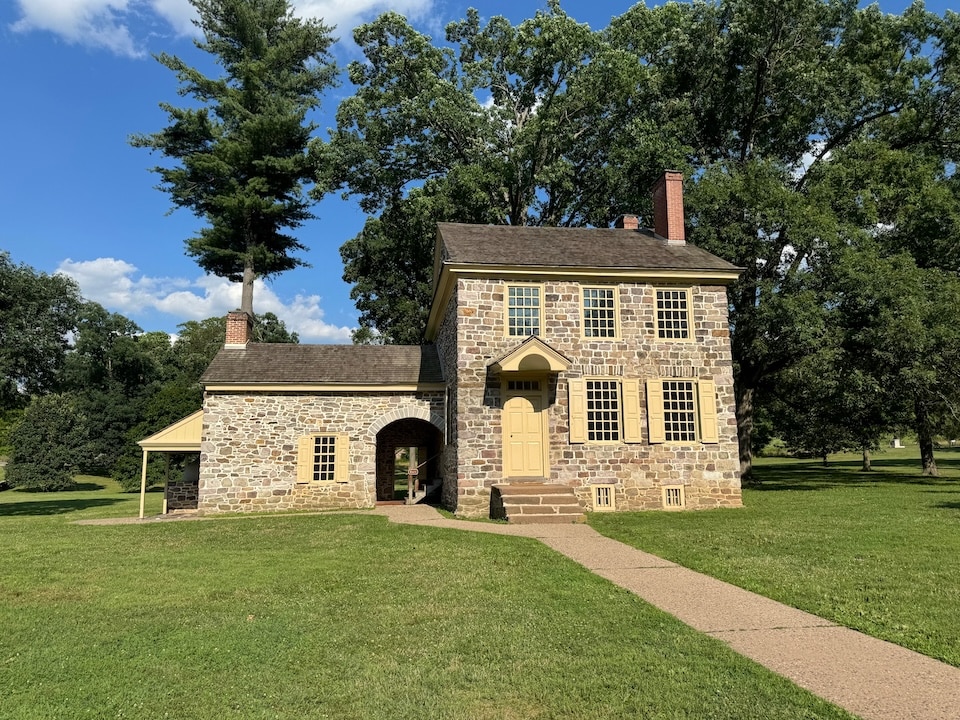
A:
<box><xmin>614</xmin><ymin>214</ymin><xmax>640</xmax><ymax>230</ymax></box>
<box><xmin>651</xmin><ymin>170</ymin><xmax>685</xmax><ymax>245</ymax></box>
<box><xmin>225</xmin><ymin>310</ymin><xmax>253</xmax><ymax>348</ymax></box>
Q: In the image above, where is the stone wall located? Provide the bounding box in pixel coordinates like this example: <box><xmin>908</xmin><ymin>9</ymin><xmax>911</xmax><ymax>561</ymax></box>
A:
<box><xmin>434</xmin><ymin>286</ymin><xmax>460</xmax><ymax>511</ymax></box>
<box><xmin>166</xmin><ymin>479</ymin><xmax>199</xmax><ymax>512</ymax></box>
<box><xmin>199</xmin><ymin>392</ymin><xmax>444</xmax><ymax>514</ymax></box>
<box><xmin>448</xmin><ymin>277</ymin><xmax>741</xmax><ymax>516</ymax></box>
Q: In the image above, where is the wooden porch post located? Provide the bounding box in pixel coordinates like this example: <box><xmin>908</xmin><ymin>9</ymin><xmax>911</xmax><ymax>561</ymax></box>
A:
<box><xmin>163</xmin><ymin>454</ymin><xmax>170</xmax><ymax>515</ymax></box>
<box><xmin>138</xmin><ymin>449</ymin><xmax>149</xmax><ymax>519</ymax></box>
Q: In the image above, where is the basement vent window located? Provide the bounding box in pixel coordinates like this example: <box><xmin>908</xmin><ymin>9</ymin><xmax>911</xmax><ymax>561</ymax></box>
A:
<box><xmin>592</xmin><ymin>484</ymin><xmax>616</xmax><ymax>512</ymax></box>
<box><xmin>662</xmin><ymin>485</ymin><xmax>685</xmax><ymax>510</ymax></box>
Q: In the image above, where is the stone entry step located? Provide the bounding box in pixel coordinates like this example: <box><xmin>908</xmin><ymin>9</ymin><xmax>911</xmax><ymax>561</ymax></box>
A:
<box><xmin>491</xmin><ymin>483</ymin><xmax>586</xmax><ymax>524</ymax></box>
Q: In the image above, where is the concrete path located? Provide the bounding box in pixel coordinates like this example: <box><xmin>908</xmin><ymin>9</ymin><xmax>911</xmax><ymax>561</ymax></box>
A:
<box><xmin>372</xmin><ymin>504</ymin><xmax>960</xmax><ymax>720</ymax></box>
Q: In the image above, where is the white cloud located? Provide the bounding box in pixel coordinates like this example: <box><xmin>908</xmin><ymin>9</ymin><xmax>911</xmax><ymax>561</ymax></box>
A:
<box><xmin>12</xmin><ymin>0</ymin><xmax>436</xmax><ymax>56</ymax></box>
<box><xmin>57</xmin><ymin>257</ymin><xmax>354</xmax><ymax>342</ymax></box>
<box><xmin>13</xmin><ymin>0</ymin><xmax>144</xmax><ymax>56</ymax></box>
<box><xmin>295</xmin><ymin>0</ymin><xmax>433</xmax><ymax>35</ymax></box>
<box><xmin>148</xmin><ymin>0</ymin><xmax>196</xmax><ymax>36</ymax></box>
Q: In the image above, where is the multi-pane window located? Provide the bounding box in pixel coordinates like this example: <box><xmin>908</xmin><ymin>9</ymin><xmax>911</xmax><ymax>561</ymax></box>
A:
<box><xmin>662</xmin><ymin>381</ymin><xmax>697</xmax><ymax>442</ymax></box>
<box><xmin>297</xmin><ymin>433</ymin><xmax>349</xmax><ymax>484</ymax></box>
<box><xmin>309</xmin><ymin>436</ymin><xmax>337</xmax><ymax>482</ymax></box>
<box><xmin>586</xmin><ymin>380</ymin><xmax>621</xmax><ymax>442</ymax></box>
<box><xmin>656</xmin><ymin>289</ymin><xmax>691</xmax><ymax>339</ymax></box>
<box><xmin>569</xmin><ymin>378</ymin><xmax>641</xmax><ymax>444</ymax></box>
<box><xmin>646</xmin><ymin>378</ymin><xmax>718</xmax><ymax>445</ymax></box>
<box><xmin>507</xmin><ymin>285</ymin><xmax>541</xmax><ymax>336</ymax></box>
<box><xmin>582</xmin><ymin>287</ymin><xmax>617</xmax><ymax>338</ymax></box>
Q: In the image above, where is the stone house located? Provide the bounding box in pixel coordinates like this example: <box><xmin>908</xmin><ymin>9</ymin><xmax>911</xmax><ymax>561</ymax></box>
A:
<box><xmin>139</xmin><ymin>172</ymin><xmax>743</xmax><ymax>521</ymax></box>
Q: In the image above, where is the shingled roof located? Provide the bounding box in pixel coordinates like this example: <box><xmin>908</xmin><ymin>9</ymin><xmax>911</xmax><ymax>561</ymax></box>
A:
<box><xmin>436</xmin><ymin>223</ymin><xmax>740</xmax><ymax>272</ymax></box>
<box><xmin>201</xmin><ymin>344</ymin><xmax>443</xmax><ymax>386</ymax></box>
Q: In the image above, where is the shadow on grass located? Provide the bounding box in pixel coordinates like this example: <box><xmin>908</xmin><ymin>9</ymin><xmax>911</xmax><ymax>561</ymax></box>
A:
<box><xmin>752</xmin><ymin>457</ymin><xmax>959</xmax><ymax>492</ymax></box>
<box><xmin>0</xmin><ymin>497</ymin><xmax>125</xmax><ymax>517</ymax></box>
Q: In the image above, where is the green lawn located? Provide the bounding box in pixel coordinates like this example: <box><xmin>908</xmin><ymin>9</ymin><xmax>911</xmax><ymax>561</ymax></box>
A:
<box><xmin>590</xmin><ymin>448</ymin><xmax>960</xmax><ymax>668</ymax></box>
<box><xmin>0</xmin><ymin>479</ymin><xmax>852</xmax><ymax>719</ymax></box>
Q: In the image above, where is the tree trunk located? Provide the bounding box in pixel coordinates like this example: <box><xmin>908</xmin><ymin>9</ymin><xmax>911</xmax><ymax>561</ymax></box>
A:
<box><xmin>735</xmin><ymin>382</ymin><xmax>755</xmax><ymax>482</ymax></box>
<box><xmin>861</xmin><ymin>447</ymin><xmax>871</xmax><ymax>472</ymax></box>
<box><xmin>240</xmin><ymin>259</ymin><xmax>255</xmax><ymax>316</ymax></box>
<box><xmin>915</xmin><ymin>398</ymin><xmax>939</xmax><ymax>476</ymax></box>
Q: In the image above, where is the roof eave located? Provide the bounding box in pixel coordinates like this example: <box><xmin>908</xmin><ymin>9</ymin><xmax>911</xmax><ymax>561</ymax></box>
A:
<box><xmin>203</xmin><ymin>382</ymin><xmax>447</xmax><ymax>393</ymax></box>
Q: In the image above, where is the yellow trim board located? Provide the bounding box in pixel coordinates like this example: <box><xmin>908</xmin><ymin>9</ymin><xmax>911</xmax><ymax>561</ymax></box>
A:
<box><xmin>204</xmin><ymin>383</ymin><xmax>446</xmax><ymax>393</ymax></box>
<box><xmin>490</xmin><ymin>336</ymin><xmax>572</xmax><ymax>373</ymax></box>
<box><xmin>138</xmin><ymin>409</ymin><xmax>203</xmax><ymax>451</ymax></box>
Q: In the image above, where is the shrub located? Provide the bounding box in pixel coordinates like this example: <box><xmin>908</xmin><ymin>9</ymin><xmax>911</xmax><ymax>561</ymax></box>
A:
<box><xmin>5</xmin><ymin>394</ymin><xmax>90</xmax><ymax>491</ymax></box>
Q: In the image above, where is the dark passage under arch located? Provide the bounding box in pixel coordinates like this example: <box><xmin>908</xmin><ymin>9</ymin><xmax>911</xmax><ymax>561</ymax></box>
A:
<box><xmin>375</xmin><ymin>418</ymin><xmax>443</xmax><ymax>502</ymax></box>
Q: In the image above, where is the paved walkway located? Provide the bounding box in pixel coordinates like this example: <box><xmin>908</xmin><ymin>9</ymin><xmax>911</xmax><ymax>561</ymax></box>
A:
<box><xmin>371</xmin><ymin>504</ymin><xmax>960</xmax><ymax>720</ymax></box>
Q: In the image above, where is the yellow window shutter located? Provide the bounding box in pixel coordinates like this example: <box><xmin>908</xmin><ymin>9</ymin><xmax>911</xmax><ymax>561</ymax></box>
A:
<box><xmin>296</xmin><ymin>435</ymin><xmax>314</xmax><ymax>484</ymax></box>
<box><xmin>622</xmin><ymin>379</ymin><xmax>642</xmax><ymax>443</ymax></box>
<box><xmin>646</xmin><ymin>379</ymin><xmax>665</xmax><ymax>444</ymax></box>
<box><xmin>568</xmin><ymin>378</ymin><xmax>586</xmax><ymax>443</ymax></box>
<box><xmin>334</xmin><ymin>433</ymin><xmax>350</xmax><ymax>483</ymax></box>
<box><xmin>697</xmin><ymin>379</ymin><xmax>719</xmax><ymax>444</ymax></box>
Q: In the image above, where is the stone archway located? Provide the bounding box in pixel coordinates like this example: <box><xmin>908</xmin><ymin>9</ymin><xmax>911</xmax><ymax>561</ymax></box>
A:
<box><xmin>375</xmin><ymin>418</ymin><xmax>443</xmax><ymax>502</ymax></box>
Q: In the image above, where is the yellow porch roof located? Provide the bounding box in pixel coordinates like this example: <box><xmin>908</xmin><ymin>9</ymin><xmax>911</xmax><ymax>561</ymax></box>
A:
<box><xmin>138</xmin><ymin>410</ymin><xmax>203</xmax><ymax>451</ymax></box>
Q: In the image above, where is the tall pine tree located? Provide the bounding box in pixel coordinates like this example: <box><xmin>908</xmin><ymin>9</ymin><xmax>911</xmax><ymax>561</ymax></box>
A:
<box><xmin>131</xmin><ymin>0</ymin><xmax>337</xmax><ymax>314</ymax></box>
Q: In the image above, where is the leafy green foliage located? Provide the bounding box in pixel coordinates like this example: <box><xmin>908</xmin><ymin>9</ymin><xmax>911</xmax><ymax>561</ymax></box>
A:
<box><xmin>131</xmin><ymin>0</ymin><xmax>338</xmax><ymax>313</ymax></box>
<box><xmin>108</xmin><ymin>312</ymin><xmax>299</xmax><ymax>491</ymax></box>
<box><xmin>5</xmin><ymin>394</ymin><xmax>90</xmax><ymax>491</ymax></box>
<box><xmin>0</xmin><ymin>252</ymin><xmax>81</xmax><ymax>409</ymax></box>
<box><xmin>328</xmin><ymin>1</ymin><xmax>960</xmax><ymax>481</ymax></box>
<box><xmin>324</xmin><ymin>5</ymin><xmax>679</xmax><ymax>342</ymax></box>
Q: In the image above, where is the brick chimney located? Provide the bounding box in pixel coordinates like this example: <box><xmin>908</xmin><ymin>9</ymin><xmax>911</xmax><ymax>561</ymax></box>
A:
<box><xmin>651</xmin><ymin>170</ymin><xmax>685</xmax><ymax>245</ymax></box>
<box><xmin>614</xmin><ymin>214</ymin><xmax>640</xmax><ymax>230</ymax></box>
<box><xmin>225</xmin><ymin>310</ymin><xmax>253</xmax><ymax>348</ymax></box>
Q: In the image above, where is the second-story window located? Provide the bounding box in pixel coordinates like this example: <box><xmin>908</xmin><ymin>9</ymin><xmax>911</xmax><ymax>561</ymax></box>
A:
<box><xmin>582</xmin><ymin>287</ymin><xmax>617</xmax><ymax>338</ymax></box>
<box><xmin>656</xmin><ymin>288</ymin><xmax>692</xmax><ymax>340</ymax></box>
<box><xmin>507</xmin><ymin>285</ymin><xmax>541</xmax><ymax>336</ymax></box>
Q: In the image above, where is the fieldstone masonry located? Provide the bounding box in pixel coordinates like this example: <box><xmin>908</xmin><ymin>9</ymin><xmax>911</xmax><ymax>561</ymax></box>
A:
<box><xmin>199</xmin><ymin>393</ymin><xmax>444</xmax><ymax>514</ymax></box>
<box><xmin>437</xmin><ymin>276</ymin><xmax>741</xmax><ymax>517</ymax></box>
<box><xmin>194</xmin><ymin>199</ymin><xmax>741</xmax><ymax>519</ymax></box>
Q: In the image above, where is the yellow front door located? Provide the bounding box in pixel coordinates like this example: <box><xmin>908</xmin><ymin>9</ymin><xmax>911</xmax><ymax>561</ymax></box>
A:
<box><xmin>502</xmin><ymin>385</ymin><xmax>548</xmax><ymax>478</ymax></box>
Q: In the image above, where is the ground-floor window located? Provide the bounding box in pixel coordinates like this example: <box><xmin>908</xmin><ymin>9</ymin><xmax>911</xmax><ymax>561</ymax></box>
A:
<box><xmin>646</xmin><ymin>379</ymin><xmax>718</xmax><ymax>444</ymax></box>
<box><xmin>568</xmin><ymin>378</ymin><xmax>641</xmax><ymax>443</ymax></box>
<box><xmin>297</xmin><ymin>433</ymin><xmax>349</xmax><ymax>483</ymax></box>
<box><xmin>568</xmin><ymin>377</ymin><xmax>719</xmax><ymax>445</ymax></box>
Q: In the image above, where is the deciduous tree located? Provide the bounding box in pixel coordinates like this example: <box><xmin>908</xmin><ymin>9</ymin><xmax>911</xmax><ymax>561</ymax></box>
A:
<box><xmin>0</xmin><ymin>253</ymin><xmax>81</xmax><ymax>409</ymax></box>
<box><xmin>328</xmin><ymin>0</ymin><xmax>960</xmax><ymax>481</ymax></box>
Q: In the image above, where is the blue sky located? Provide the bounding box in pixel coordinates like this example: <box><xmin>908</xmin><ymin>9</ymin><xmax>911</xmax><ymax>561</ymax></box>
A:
<box><xmin>0</xmin><ymin>0</ymin><xmax>946</xmax><ymax>342</ymax></box>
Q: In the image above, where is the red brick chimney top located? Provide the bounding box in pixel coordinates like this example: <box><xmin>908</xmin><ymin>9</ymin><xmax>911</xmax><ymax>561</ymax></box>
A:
<box><xmin>614</xmin><ymin>214</ymin><xmax>640</xmax><ymax>230</ymax></box>
<box><xmin>225</xmin><ymin>310</ymin><xmax>253</xmax><ymax>348</ymax></box>
<box><xmin>651</xmin><ymin>170</ymin><xmax>685</xmax><ymax>245</ymax></box>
